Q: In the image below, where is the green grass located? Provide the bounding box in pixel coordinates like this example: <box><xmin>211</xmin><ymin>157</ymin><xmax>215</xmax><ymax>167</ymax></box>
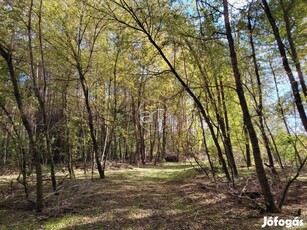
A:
<box><xmin>44</xmin><ymin>215</ymin><xmax>83</xmax><ymax>230</ymax></box>
<box><xmin>1</xmin><ymin>162</ymin><xmax>305</xmax><ymax>230</ymax></box>
<box><xmin>106</xmin><ymin>162</ymin><xmax>200</xmax><ymax>184</ymax></box>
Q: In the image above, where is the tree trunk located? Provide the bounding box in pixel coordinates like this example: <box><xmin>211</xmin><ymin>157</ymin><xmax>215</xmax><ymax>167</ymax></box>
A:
<box><xmin>199</xmin><ymin>111</ymin><xmax>215</xmax><ymax>179</ymax></box>
<box><xmin>270</xmin><ymin>62</ymin><xmax>302</xmax><ymax>164</ymax></box>
<box><xmin>247</xmin><ymin>11</ymin><xmax>276</xmax><ymax>174</ymax></box>
<box><xmin>63</xmin><ymin>85</ymin><xmax>75</xmax><ymax>178</ymax></box>
<box><xmin>2</xmin><ymin>133</ymin><xmax>8</xmax><ymax>167</ymax></box>
<box><xmin>185</xmin><ymin>41</ymin><xmax>231</xmax><ymax>180</ymax></box>
<box><xmin>262</xmin><ymin>0</ymin><xmax>307</xmax><ymax>132</ymax></box>
<box><xmin>0</xmin><ymin>45</ymin><xmax>43</xmax><ymax>212</ymax></box>
<box><xmin>131</xmin><ymin>95</ymin><xmax>141</xmax><ymax>163</ymax></box>
<box><xmin>223</xmin><ymin>0</ymin><xmax>279</xmax><ymax>212</ymax></box>
<box><xmin>139</xmin><ymin>126</ymin><xmax>146</xmax><ymax>164</ymax></box>
<box><xmin>244</xmin><ymin>125</ymin><xmax>252</xmax><ymax>168</ymax></box>
<box><xmin>29</xmin><ymin>0</ymin><xmax>57</xmax><ymax>191</ymax></box>
<box><xmin>149</xmin><ymin>123</ymin><xmax>157</xmax><ymax>162</ymax></box>
<box><xmin>280</xmin><ymin>0</ymin><xmax>307</xmax><ymax>98</ymax></box>
<box><xmin>161</xmin><ymin>104</ymin><xmax>167</xmax><ymax>161</ymax></box>
<box><xmin>264</xmin><ymin>119</ymin><xmax>284</xmax><ymax>169</ymax></box>
<box><xmin>1</xmin><ymin>105</ymin><xmax>30</xmax><ymax>197</ymax></box>
<box><xmin>217</xmin><ymin>77</ymin><xmax>238</xmax><ymax>176</ymax></box>
<box><xmin>145</xmin><ymin>30</ymin><xmax>231</xmax><ymax>180</ymax></box>
<box><xmin>79</xmin><ymin>76</ymin><xmax>104</xmax><ymax>179</ymax></box>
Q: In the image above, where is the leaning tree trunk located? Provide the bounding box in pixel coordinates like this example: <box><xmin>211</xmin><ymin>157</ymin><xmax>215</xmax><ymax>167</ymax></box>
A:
<box><xmin>0</xmin><ymin>45</ymin><xmax>43</xmax><ymax>212</ymax></box>
<box><xmin>280</xmin><ymin>0</ymin><xmax>307</xmax><ymax>98</ymax></box>
<box><xmin>247</xmin><ymin>11</ymin><xmax>276</xmax><ymax>174</ymax></box>
<box><xmin>216</xmin><ymin>77</ymin><xmax>238</xmax><ymax>176</ymax></box>
<box><xmin>111</xmin><ymin>0</ymin><xmax>231</xmax><ymax>180</ymax></box>
<box><xmin>223</xmin><ymin>0</ymin><xmax>279</xmax><ymax>212</ymax></box>
<box><xmin>270</xmin><ymin>62</ymin><xmax>302</xmax><ymax>165</ymax></box>
<box><xmin>145</xmin><ymin>34</ymin><xmax>231</xmax><ymax>180</ymax></box>
<box><xmin>79</xmin><ymin>75</ymin><xmax>104</xmax><ymax>179</ymax></box>
<box><xmin>262</xmin><ymin>0</ymin><xmax>307</xmax><ymax>132</ymax></box>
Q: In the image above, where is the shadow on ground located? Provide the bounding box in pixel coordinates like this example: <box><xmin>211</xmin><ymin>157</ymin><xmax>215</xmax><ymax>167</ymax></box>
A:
<box><xmin>0</xmin><ymin>163</ymin><xmax>306</xmax><ymax>230</ymax></box>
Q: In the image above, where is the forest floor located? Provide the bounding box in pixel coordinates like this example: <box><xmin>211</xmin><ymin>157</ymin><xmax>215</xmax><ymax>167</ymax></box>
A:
<box><xmin>0</xmin><ymin>162</ymin><xmax>306</xmax><ymax>230</ymax></box>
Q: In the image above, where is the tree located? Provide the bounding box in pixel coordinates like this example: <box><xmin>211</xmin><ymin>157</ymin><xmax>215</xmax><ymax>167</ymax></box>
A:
<box><xmin>0</xmin><ymin>44</ymin><xmax>43</xmax><ymax>212</ymax></box>
<box><xmin>47</xmin><ymin>0</ymin><xmax>107</xmax><ymax>178</ymax></box>
<box><xmin>261</xmin><ymin>0</ymin><xmax>307</xmax><ymax>132</ymax></box>
<box><xmin>279</xmin><ymin>0</ymin><xmax>307</xmax><ymax>98</ymax></box>
<box><xmin>246</xmin><ymin>3</ymin><xmax>277</xmax><ymax>173</ymax></box>
<box><xmin>222</xmin><ymin>0</ymin><xmax>279</xmax><ymax>212</ymax></box>
<box><xmin>94</xmin><ymin>0</ymin><xmax>232</xmax><ymax>180</ymax></box>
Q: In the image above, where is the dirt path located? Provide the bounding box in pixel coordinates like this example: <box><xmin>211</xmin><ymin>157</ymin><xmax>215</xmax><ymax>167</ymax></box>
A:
<box><xmin>44</xmin><ymin>164</ymin><xmax>206</xmax><ymax>229</ymax></box>
<box><xmin>1</xmin><ymin>163</ymin><xmax>306</xmax><ymax>229</ymax></box>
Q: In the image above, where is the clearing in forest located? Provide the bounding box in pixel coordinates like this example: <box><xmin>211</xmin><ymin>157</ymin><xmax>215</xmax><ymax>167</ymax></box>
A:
<box><xmin>0</xmin><ymin>162</ymin><xmax>306</xmax><ymax>229</ymax></box>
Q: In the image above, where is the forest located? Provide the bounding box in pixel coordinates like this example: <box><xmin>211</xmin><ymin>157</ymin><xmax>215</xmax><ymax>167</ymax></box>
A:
<box><xmin>0</xmin><ymin>0</ymin><xmax>306</xmax><ymax>229</ymax></box>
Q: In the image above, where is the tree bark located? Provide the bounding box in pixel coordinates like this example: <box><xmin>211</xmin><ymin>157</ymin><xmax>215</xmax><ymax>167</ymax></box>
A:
<box><xmin>199</xmin><ymin>111</ymin><xmax>215</xmax><ymax>179</ymax></box>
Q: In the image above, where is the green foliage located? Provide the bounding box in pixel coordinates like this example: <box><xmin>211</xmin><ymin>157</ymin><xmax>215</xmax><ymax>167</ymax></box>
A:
<box><xmin>0</xmin><ymin>0</ymin><xmax>305</xmax><ymax>182</ymax></box>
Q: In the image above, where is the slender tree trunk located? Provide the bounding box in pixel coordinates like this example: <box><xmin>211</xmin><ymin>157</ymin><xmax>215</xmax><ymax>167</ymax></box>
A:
<box><xmin>157</xmin><ymin>130</ymin><xmax>163</xmax><ymax>164</ymax></box>
<box><xmin>223</xmin><ymin>0</ymin><xmax>279</xmax><ymax>212</ymax></box>
<box><xmin>21</xmin><ymin>146</ymin><xmax>28</xmax><ymax>198</ymax></box>
<box><xmin>217</xmin><ymin>77</ymin><xmax>238</xmax><ymax>176</ymax></box>
<box><xmin>100</xmin><ymin>122</ymin><xmax>110</xmax><ymax>172</ymax></box>
<box><xmin>247</xmin><ymin>11</ymin><xmax>276</xmax><ymax>174</ymax></box>
<box><xmin>67</xmin><ymin>134</ymin><xmax>75</xmax><ymax>179</ymax></box>
<box><xmin>118</xmin><ymin>136</ymin><xmax>122</xmax><ymax>161</ymax></box>
<box><xmin>1</xmin><ymin>106</ymin><xmax>29</xmax><ymax>197</ymax></box>
<box><xmin>161</xmin><ymin>104</ymin><xmax>167</xmax><ymax>161</ymax></box>
<box><xmin>29</xmin><ymin>0</ymin><xmax>57</xmax><ymax>191</ymax></box>
<box><xmin>199</xmin><ymin>111</ymin><xmax>215</xmax><ymax>179</ymax></box>
<box><xmin>264</xmin><ymin>119</ymin><xmax>284</xmax><ymax>169</ymax></box>
<box><xmin>262</xmin><ymin>0</ymin><xmax>307</xmax><ymax>132</ymax></box>
<box><xmin>79</xmin><ymin>74</ymin><xmax>104</xmax><ymax>179</ymax></box>
<box><xmin>149</xmin><ymin>123</ymin><xmax>156</xmax><ymax>162</ymax></box>
<box><xmin>0</xmin><ymin>45</ymin><xmax>43</xmax><ymax>212</ymax></box>
<box><xmin>185</xmin><ymin>41</ymin><xmax>231</xmax><ymax>180</ymax></box>
<box><xmin>63</xmin><ymin>85</ymin><xmax>75</xmax><ymax>178</ymax></box>
<box><xmin>244</xmin><ymin>125</ymin><xmax>252</xmax><ymax>168</ymax></box>
<box><xmin>131</xmin><ymin>96</ymin><xmax>139</xmax><ymax>163</ymax></box>
<box><xmin>139</xmin><ymin>126</ymin><xmax>146</xmax><ymax>164</ymax></box>
<box><xmin>270</xmin><ymin>62</ymin><xmax>302</xmax><ymax>164</ymax></box>
<box><xmin>2</xmin><ymin>133</ymin><xmax>8</xmax><ymax>167</ymax></box>
<box><xmin>280</xmin><ymin>0</ymin><xmax>307</xmax><ymax>98</ymax></box>
<box><xmin>279</xmin><ymin>157</ymin><xmax>307</xmax><ymax>209</ymax></box>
